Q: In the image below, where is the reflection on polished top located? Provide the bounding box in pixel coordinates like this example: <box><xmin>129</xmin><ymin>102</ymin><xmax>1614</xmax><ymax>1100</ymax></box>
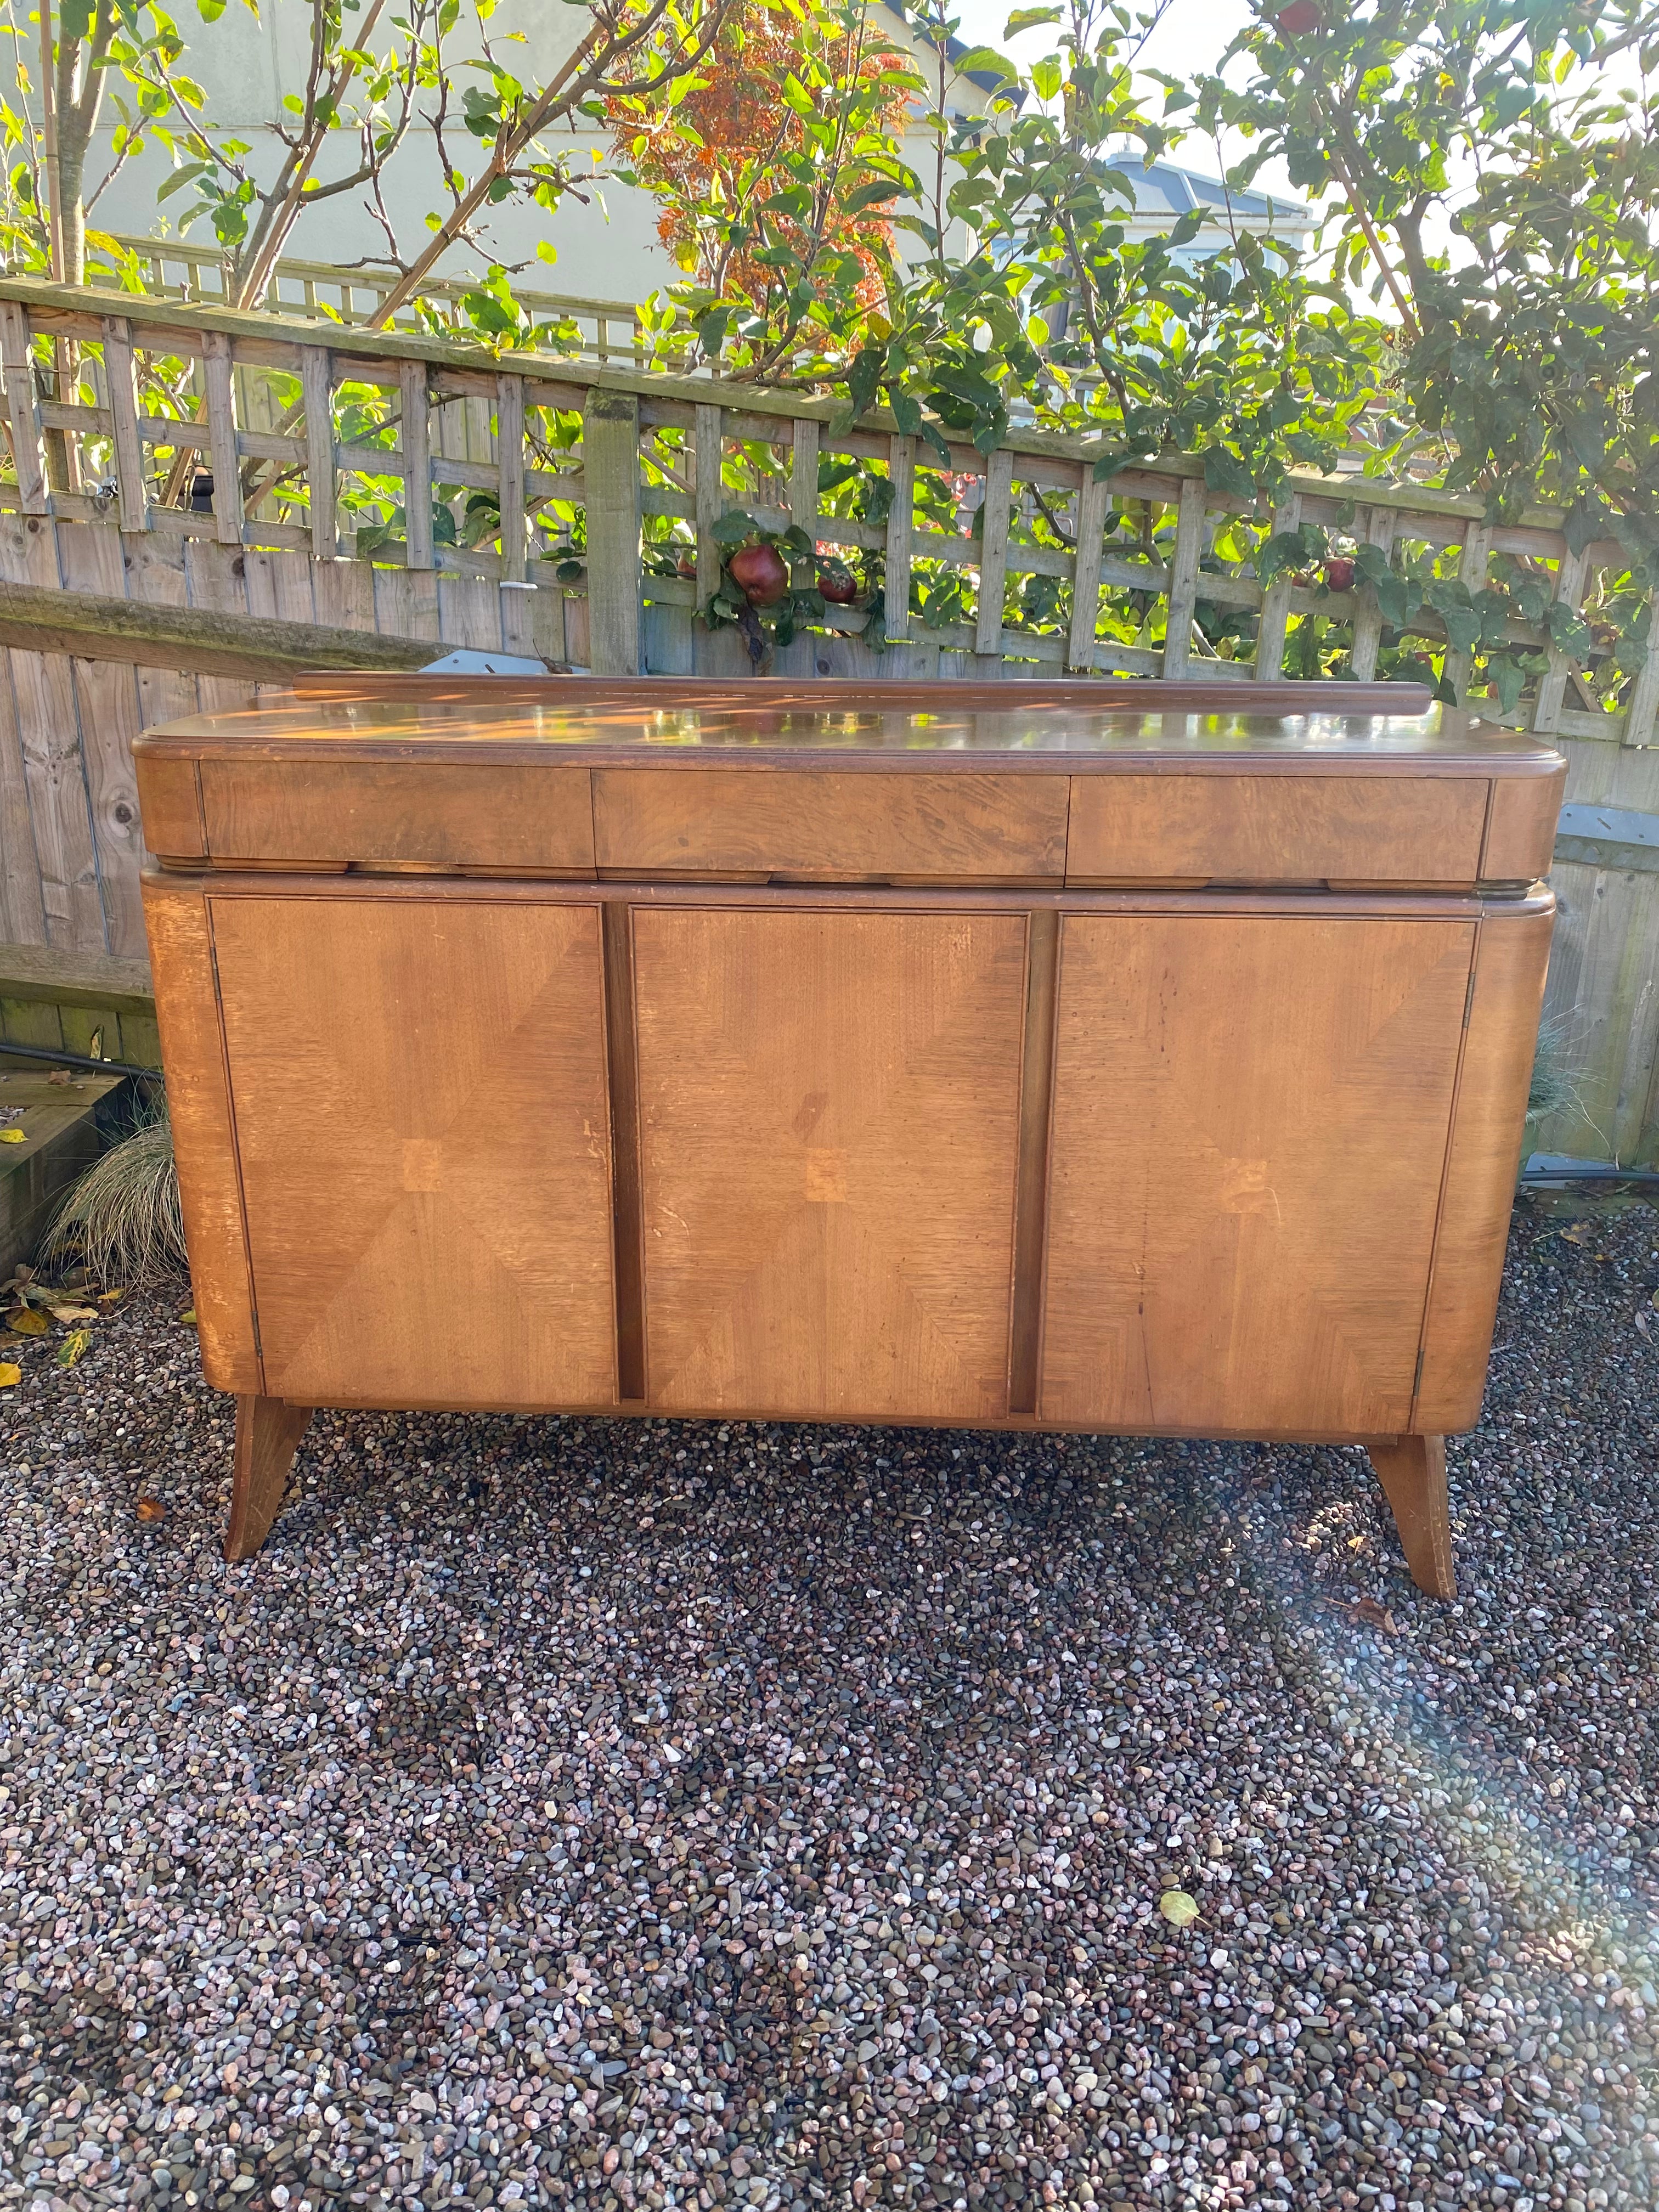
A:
<box><xmin>136</xmin><ymin>678</ymin><xmax>1565</xmax><ymax>775</ymax></box>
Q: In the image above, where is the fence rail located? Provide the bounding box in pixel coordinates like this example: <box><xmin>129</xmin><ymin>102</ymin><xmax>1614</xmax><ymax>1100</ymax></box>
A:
<box><xmin>91</xmin><ymin>232</ymin><xmax>666</xmax><ymax>366</ymax></box>
<box><xmin>0</xmin><ymin>273</ymin><xmax>1653</xmax><ymax>1162</ymax></box>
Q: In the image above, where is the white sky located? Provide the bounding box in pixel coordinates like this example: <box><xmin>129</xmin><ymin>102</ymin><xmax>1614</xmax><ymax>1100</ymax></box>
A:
<box><xmin>947</xmin><ymin>0</ymin><xmax>1305</xmax><ymax>201</ymax></box>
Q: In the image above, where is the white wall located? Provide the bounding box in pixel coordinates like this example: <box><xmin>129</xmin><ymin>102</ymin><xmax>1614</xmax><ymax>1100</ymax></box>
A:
<box><xmin>82</xmin><ymin>0</ymin><xmax>1305</xmax><ymax>304</ymax></box>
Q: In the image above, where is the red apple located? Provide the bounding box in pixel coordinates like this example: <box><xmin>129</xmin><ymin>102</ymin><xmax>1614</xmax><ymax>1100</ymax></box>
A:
<box><xmin>727</xmin><ymin>541</ymin><xmax>789</xmax><ymax>605</ymax></box>
<box><xmin>817</xmin><ymin>561</ymin><xmax>859</xmax><ymax>604</ymax></box>
<box><xmin>1323</xmin><ymin>555</ymin><xmax>1356</xmax><ymax>592</ymax></box>
<box><xmin>676</xmin><ymin>550</ymin><xmax>697</xmax><ymax>579</ymax></box>
<box><xmin>1275</xmin><ymin>0</ymin><xmax>1322</xmax><ymax>31</ymax></box>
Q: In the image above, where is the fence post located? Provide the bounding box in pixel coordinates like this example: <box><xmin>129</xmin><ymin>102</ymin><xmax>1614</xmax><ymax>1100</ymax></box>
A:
<box><xmin>300</xmin><ymin>345</ymin><xmax>337</xmax><ymax>560</ymax></box>
<box><xmin>1348</xmin><ymin>506</ymin><xmax>1397</xmax><ymax>681</ymax></box>
<box><xmin>399</xmin><ymin>359</ymin><xmax>434</xmax><ymax>569</ymax></box>
<box><xmin>1622</xmin><ymin>624</ymin><xmax>1659</xmax><ymax>749</ymax></box>
<box><xmin>584</xmin><ymin>387</ymin><xmax>642</xmax><ymax>674</ymax></box>
<box><xmin>495</xmin><ymin>372</ymin><xmax>527</xmax><ymax>584</ymax></box>
<box><xmin>101</xmin><ymin>315</ymin><xmax>148</xmax><ymax>532</ymax></box>
<box><xmin>1531</xmin><ymin>544</ymin><xmax>1591</xmax><ymax>736</ymax></box>
<box><xmin>1252</xmin><ymin>493</ymin><xmax>1300</xmax><ymax>681</ymax></box>
<box><xmin>202</xmin><ymin>332</ymin><xmax>242</xmax><ymax>545</ymax></box>
<box><xmin>1067</xmin><ymin>463</ymin><xmax>1111</xmax><ymax>674</ymax></box>
<box><xmin>789</xmin><ymin>417</ymin><xmax>819</xmax><ymax>592</ymax></box>
<box><xmin>695</xmin><ymin>402</ymin><xmax>723</xmax><ymax>614</ymax></box>
<box><xmin>1161</xmin><ymin>476</ymin><xmax>1207</xmax><ymax>677</ymax></box>
<box><xmin>0</xmin><ymin>302</ymin><xmax>48</xmax><ymax>515</ymax></box>
<box><xmin>975</xmin><ymin>447</ymin><xmax>1014</xmax><ymax>658</ymax></box>
<box><xmin>1442</xmin><ymin>523</ymin><xmax>1491</xmax><ymax>706</ymax></box>
<box><xmin>884</xmin><ymin>435</ymin><xmax>915</xmax><ymax>645</ymax></box>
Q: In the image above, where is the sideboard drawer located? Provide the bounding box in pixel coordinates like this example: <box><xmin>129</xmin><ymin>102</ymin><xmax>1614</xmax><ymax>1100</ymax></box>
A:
<box><xmin>1065</xmin><ymin>773</ymin><xmax>1491</xmax><ymax>887</ymax></box>
<box><xmin>198</xmin><ymin>759</ymin><xmax>596</xmax><ymax>872</ymax></box>
<box><xmin>594</xmin><ymin>769</ymin><xmax>1069</xmax><ymax>881</ymax></box>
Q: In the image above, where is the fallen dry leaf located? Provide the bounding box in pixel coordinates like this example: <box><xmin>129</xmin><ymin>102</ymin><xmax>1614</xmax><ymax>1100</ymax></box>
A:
<box><xmin>179</xmin><ymin>1308</ymin><xmax>197</xmax><ymax>1325</ymax></box>
<box><xmin>1355</xmin><ymin>1595</ymin><xmax>1399</xmax><ymax>1634</ymax></box>
<box><xmin>134</xmin><ymin>1497</ymin><xmax>165</xmax><ymax>1523</ymax></box>
<box><xmin>56</xmin><ymin>1328</ymin><xmax>91</xmax><ymax>1368</ymax></box>
<box><xmin>47</xmin><ymin>1305</ymin><xmax>97</xmax><ymax>1324</ymax></box>
<box><xmin>7</xmin><ymin>1308</ymin><xmax>47</xmax><ymax>1336</ymax></box>
<box><xmin>0</xmin><ymin>1128</ymin><xmax>25</xmax><ymax>1145</ymax></box>
<box><xmin>0</xmin><ymin>1363</ymin><xmax>19</xmax><ymax>1388</ymax></box>
<box><xmin>1159</xmin><ymin>1889</ymin><xmax>1200</xmax><ymax>1928</ymax></box>
<box><xmin>97</xmin><ymin>1288</ymin><xmax>126</xmax><ymax>1305</ymax></box>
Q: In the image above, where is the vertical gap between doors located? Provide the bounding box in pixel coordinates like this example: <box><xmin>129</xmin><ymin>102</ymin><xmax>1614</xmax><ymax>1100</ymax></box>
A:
<box><xmin>601</xmin><ymin>901</ymin><xmax>648</xmax><ymax>1403</ymax></box>
<box><xmin>1009</xmin><ymin>908</ymin><xmax>1061</xmax><ymax>1417</ymax></box>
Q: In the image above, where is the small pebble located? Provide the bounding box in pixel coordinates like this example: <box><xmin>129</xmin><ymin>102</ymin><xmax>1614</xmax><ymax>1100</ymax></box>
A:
<box><xmin>0</xmin><ymin>1197</ymin><xmax>1655</xmax><ymax>2209</ymax></box>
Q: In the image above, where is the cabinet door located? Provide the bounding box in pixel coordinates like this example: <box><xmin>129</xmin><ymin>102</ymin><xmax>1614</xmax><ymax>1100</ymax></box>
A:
<box><xmin>1040</xmin><ymin>914</ymin><xmax>1474</xmax><ymax>1436</ymax></box>
<box><xmin>633</xmin><ymin>908</ymin><xmax>1029</xmax><ymax>1419</ymax></box>
<box><xmin>211</xmin><ymin>896</ymin><xmax>618</xmax><ymax>1408</ymax></box>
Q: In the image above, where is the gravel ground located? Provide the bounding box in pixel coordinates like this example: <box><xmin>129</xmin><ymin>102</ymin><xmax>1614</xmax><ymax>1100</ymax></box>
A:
<box><xmin>2</xmin><ymin>1198</ymin><xmax>1658</xmax><ymax>2212</ymax></box>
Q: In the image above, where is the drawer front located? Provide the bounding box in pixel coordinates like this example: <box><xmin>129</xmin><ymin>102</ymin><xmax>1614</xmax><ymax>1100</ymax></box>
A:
<box><xmin>199</xmin><ymin>760</ymin><xmax>595</xmax><ymax>871</ymax></box>
<box><xmin>593</xmin><ymin>769</ymin><xmax>1069</xmax><ymax>881</ymax></box>
<box><xmin>1065</xmin><ymin>774</ymin><xmax>1490</xmax><ymax>886</ymax></box>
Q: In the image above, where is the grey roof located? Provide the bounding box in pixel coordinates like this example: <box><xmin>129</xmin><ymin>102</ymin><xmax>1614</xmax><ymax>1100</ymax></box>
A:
<box><xmin>1116</xmin><ymin>154</ymin><xmax>1310</xmax><ymax>227</ymax></box>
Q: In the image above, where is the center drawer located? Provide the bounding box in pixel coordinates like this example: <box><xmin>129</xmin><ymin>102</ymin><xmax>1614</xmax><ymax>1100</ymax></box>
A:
<box><xmin>592</xmin><ymin>768</ymin><xmax>1070</xmax><ymax>882</ymax></box>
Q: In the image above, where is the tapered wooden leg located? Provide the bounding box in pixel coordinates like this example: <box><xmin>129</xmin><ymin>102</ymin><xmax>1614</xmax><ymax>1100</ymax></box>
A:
<box><xmin>1367</xmin><ymin>1434</ymin><xmax>1455</xmax><ymax>1598</ymax></box>
<box><xmin>225</xmin><ymin>1396</ymin><xmax>314</xmax><ymax>1562</ymax></box>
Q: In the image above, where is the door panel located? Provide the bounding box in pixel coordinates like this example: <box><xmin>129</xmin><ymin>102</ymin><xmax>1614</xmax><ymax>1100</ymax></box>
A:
<box><xmin>633</xmin><ymin>908</ymin><xmax>1029</xmax><ymax>1418</ymax></box>
<box><xmin>1040</xmin><ymin>915</ymin><xmax>1474</xmax><ymax>1436</ymax></box>
<box><xmin>211</xmin><ymin>896</ymin><xmax>618</xmax><ymax>1408</ymax></box>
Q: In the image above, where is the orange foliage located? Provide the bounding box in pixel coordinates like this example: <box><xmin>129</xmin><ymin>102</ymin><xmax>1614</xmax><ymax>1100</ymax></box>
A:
<box><xmin>603</xmin><ymin>8</ymin><xmax>911</xmax><ymax>312</ymax></box>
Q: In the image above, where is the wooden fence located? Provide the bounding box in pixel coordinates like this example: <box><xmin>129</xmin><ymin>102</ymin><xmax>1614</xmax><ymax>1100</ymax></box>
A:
<box><xmin>0</xmin><ymin>273</ymin><xmax>1654</xmax><ymax>1163</ymax></box>
<box><xmin>94</xmin><ymin>232</ymin><xmax>668</xmax><ymax>369</ymax></box>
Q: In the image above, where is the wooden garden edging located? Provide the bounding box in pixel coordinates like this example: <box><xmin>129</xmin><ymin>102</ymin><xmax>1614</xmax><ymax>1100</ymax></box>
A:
<box><xmin>0</xmin><ymin>273</ymin><xmax>1653</xmax><ymax>1164</ymax></box>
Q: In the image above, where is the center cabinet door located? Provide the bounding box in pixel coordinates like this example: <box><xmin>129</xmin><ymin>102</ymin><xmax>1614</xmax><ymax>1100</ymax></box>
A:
<box><xmin>631</xmin><ymin>908</ymin><xmax>1030</xmax><ymax>1420</ymax></box>
<box><xmin>1040</xmin><ymin>913</ymin><xmax>1476</xmax><ymax>1438</ymax></box>
<box><xmin>210</xmin><ymin>895</ymin><xmax>619</xmax><ymax>1409</ymax></box>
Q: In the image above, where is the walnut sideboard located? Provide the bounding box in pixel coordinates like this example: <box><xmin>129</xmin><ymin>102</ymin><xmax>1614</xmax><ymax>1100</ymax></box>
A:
<box><xmin>133</xmin><ymin>677</ymin><xmax>1564</xmax><ymax>1595</ymax></box>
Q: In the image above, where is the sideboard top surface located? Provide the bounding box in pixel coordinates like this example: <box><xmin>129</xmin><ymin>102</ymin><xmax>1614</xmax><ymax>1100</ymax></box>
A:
<box><xmin>136</xmin><ymin>684</ymin><xmax>1564</xmax><ymax>781</ymax></box>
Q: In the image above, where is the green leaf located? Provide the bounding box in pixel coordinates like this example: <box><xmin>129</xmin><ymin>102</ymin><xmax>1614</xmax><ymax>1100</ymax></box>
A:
<box><xmin>843</xmin><ymin>179</ymin><xmax>901</xmax><ymax>216</ymax></box>
<box><xmin>1547</xmin><ymin>602</ymin><xmax>1593</xmax><ymax>659</ymax></box>
<box><xmin>951</xmin><ymin>46</ymin><xmax>1022</xmax><ymax>84</ymax></box>
<box><xmin>1203</xmin><ymin>448</ymin><xmax>1256</xmax><ymax>504</ymax></box>
<box><xmin>1092</xmin><ymin>448</ymin><xmax>1153</xmax><ymax>483</ymax></box>
<box><xmin>1490</xmin><ymin>658</ymin><xmax>1526</xmax><ymax>716</ymax></box>
<box><xmin>1373</xmin><ymin>572</ymin><xmax>1411</xmax><ymax>629</ymax></box>
<box><xmin>712</xmin><ymin>510</ymin><xmax>760</xmax><ymax>548</ymax></box>
<box><xmin>1003</xmin><ymin>5</ymin><xmax>1060</xmax><ymax>32</ymax></box>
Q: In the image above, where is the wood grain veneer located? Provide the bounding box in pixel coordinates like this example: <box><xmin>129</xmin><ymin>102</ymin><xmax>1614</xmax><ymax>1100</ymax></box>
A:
<box><xmin>199</xmin><ymin>758</ymin><xmax>596</xmax><ymax>872</ymax></box>
<box><xmin>1413</xmin><ymin>900</ymin><xmax>1555</xmax><ymax>1430</ymax></box>
<box><xmin>593</xmin><ymin>769</ymin><xmax>1069</xmax><ymax>883</ymax></box>
<box><xmin>632</xmin><ymin>907</ymin><xmax>1028</xmax><ymax>1418</ymax></box>
<box><xmin>1064</xmin><ymin>773</ymin><xmax>1490</xmax><ymax>887</ymax></box>
<box><xmin>1039</xmin><ymin>913</ymin><xmax>1475</xmax><ymax>1436</ymax></box>
<box><xmin>208</xmin><ymin>895</ymin><xmax>619</xmax><ymax>1410</ymax></box>
<box><xmin>1481</xmin><ymin>761</ymin><xmax>1568</xmax><ymax>883</ymax></box>
<box><xmin>135</xmin><ymin>754</ymin><xmax>205</xmax><ymax>859</ymax></box>
<box><xmin>138</xmin><ymin>874</ymin><xmax>261</xmax><ymax>1391</ymax></box>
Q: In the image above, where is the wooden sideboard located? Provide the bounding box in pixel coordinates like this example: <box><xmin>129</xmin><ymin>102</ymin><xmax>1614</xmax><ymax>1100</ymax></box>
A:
<box><xmin>134</xmin><ymin>678</ymin><xmax>1563</xmax><ymax>1594</ymax></box>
